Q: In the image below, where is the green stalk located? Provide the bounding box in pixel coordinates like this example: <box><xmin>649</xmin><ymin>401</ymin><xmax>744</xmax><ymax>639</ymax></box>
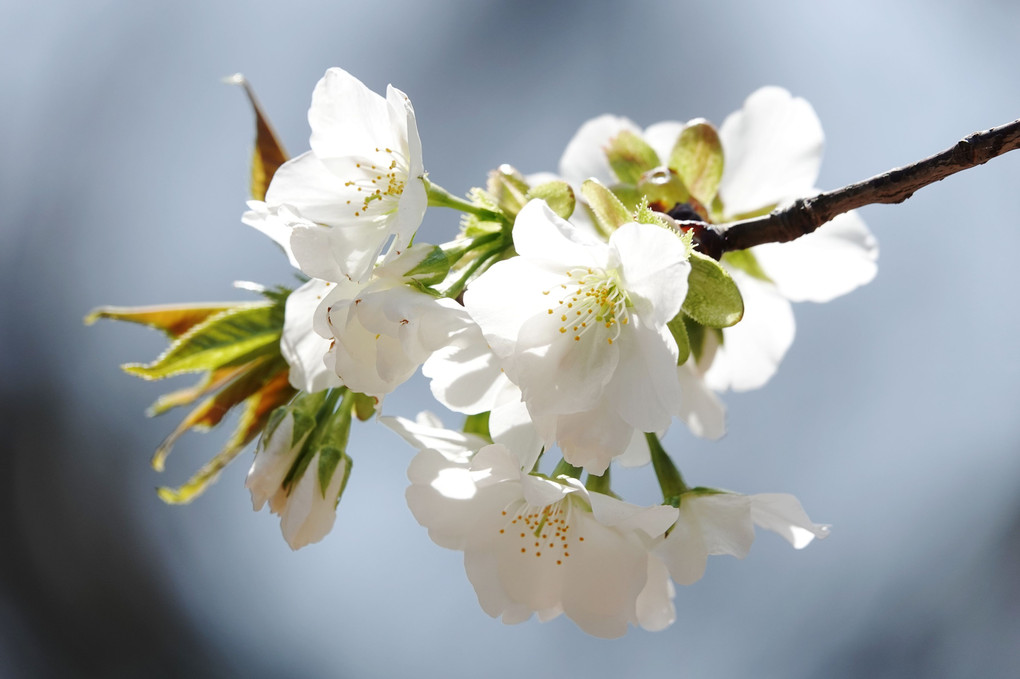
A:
<box><xmin>645</xmin><ymin>432</ymin><xmax>688</xmax><ymax>504</ymax></box>
<box><xmin>425</xmin><ymin>179</ymin><xmax>507</xmax><ymax>224</ymax></box>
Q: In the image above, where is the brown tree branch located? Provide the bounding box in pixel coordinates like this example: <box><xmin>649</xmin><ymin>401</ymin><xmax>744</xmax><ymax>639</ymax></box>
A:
<box><xmin>705</xmin><ymin>117</ymin><xmax>1020</xmax><ymax>255</ymax></box>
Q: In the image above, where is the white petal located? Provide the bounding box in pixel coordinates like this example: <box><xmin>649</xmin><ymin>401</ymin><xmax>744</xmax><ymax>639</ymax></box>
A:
<box><xmin>718</xmin><ymin>87</ymin><xmax>824</xmax><ymax>217</ymax></box>
<box><xmin>750</xmin><ymin>493</ymin><xmax>831</xmax><ymax>549</ymax></box>
<box><xmin>751</xmin><ymin>209</ymin><xmax>878</xmax><ymax>303</ymax></box>
<box><xmin>241</xmin><ymin>201</ymin><xmax>301</xmax><ymax>269</ymax></box>
<box><xmin>635</xmin><ymin>555</ymin><xmax>676</xmax><ymax>632</ymax></box>
<box><xmin>463</xmin><ymin>256</ymin><xmax>564</xmax><ymax>360</ymax></box>
<box><xmin>278</xmin><ymin>452</ymin><xmax>347</xmax><ymax>550</ymax></box>
<box><xmin>559</xmin><ymin>114</ymin><xmax>642</xmax><ymax>187</ymax></box>
<box><xmin>545</xmin><ymin>398</ymin><xmax>634</xmax><ymax>475</ymax></box>
<box><xmin>308</xmin><ymin>68</ymin><xmax>393</xmax><ymax>161</ymax></box>
<box><xmin>587</xmin><ymin>490</ymin><xmax>678</xmax><ymax>538</ymax></box>
<box><xmin>615</xmin><ymin>430</ymin><xmax>651</xmax><ymax>468</ymax></box>
<box><xmin>606</xmin><ymin>316</ymin><xmax>681</xmax><ymax>434</ymax></box>
<box><xmin>488</xmin><ymin>383</ymin><xmax>544</xmax><ymax>472</ymax></box>
<box><xmin>245</xmin><ymin>414</ymin><xmax>299</xmax><ymax>511</ymax></box>
<box><xmin>281</xmin><ymin>279</ymin><xmax>343</xmax><ymax>393</ymax></box>
<box><xmin>676</xmin><ymin>362</ymin><xmax>726</xmax><ymax>440</ymax></box>
<box><xmin>422</xmin><ymin>322</ymin><xmax>505</xmax><ymax>415</ymax></box>
<box><xmin>380</xmin><ymin>413</ymin><xmax>487</xmax><ymax>463</ymax></box>
<box><xmin>686</xmin><ymin>494</ymin><xmax>755</xmax><ymax>558</ymax></box>
<box><xmin>512</xmin><ymin>200</ymin><xmax>606</xmax><ymax>266</ymax></box>
<box><xmin>611</xmin><ymin>222</ymin><xmax>691</xmax><ymax>326</ymax></box>
<box><xmin>703</xmin><ymin>269</ymin><xmax>796</xmax><ymax>392</ymax></box>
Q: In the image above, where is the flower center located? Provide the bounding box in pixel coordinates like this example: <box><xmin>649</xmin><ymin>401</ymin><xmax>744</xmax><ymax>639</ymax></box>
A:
<box><xmin>498</xmin><ymin>498</ymin><xmax>583</xmax><ymax>566</ymax></box>
<box><xmin>344</xmin><ymin>146</ymin><xmax>409</xmax><ymax>218</ymax></box>
<box><xmin>544</xmin><ymin>267</ymin><xmax>629</xmax><ymax>345</ymax></box>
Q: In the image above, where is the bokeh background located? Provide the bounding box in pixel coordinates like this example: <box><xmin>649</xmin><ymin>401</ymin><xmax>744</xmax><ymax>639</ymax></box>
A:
<box><xmin>3</xmin><ymin>1</ymin><xmax>1019</xmax><ymax>676</ymax></box>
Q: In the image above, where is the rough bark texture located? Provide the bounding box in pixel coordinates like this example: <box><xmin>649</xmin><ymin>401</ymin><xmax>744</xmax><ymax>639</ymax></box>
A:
<box><xmin>712</xmin><ymin>118</ymin><xmax>1020</xmax><ymax>254</ymax></box>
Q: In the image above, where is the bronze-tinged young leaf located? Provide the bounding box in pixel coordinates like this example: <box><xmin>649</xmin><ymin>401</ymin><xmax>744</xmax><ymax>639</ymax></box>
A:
<box><xmin>669</xmin><ymin>120</ymin><xmax>725</xmax><ymax>207</ymax></box>
<box><xmin>681</xmin><ymin>251</ymin><xmax>744</xmax><ymax>328</ymax></box>
<box><xmin>150</xmin><ymin>355</ymin><xmax>282</xmax><ymax>472</ymax></box>
<box><xmin>84</xmin><ymin>303</ymin><xmax>243</xmax><ymax>339</ymax></box>
<box><xmin>123</xmin><ymin>301</ymin><xmax>283</xmax><ymax>381</ymax></box>
<box><xmin>146</xmin><ymin>365</ymin><xmax>248</xmax><ymax>416</ymax></box>
<box><xmin>155</xmin><ymin>359</ymin><xmax>295</xmax><ymax>504</ymax></box>
<box><xmin>227</xmin><ymin>74</ymin><xmax>289</xmax><ymax>201</ymax></box>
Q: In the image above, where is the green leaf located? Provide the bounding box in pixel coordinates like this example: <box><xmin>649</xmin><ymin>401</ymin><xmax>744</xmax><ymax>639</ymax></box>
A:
<box><xmin>681</xmin><ymin>252</ymin><xmax>744</xmax><ymax>328</ymax></box>
<box><xmin>463</xmin><ymin>411</ymin><xmax>492</xmax><ymax>442</ymax></box>
<box><xmin>581</xmin><ymin>179</ymin><xmax>631</xmax><ymax>232</ymax></box>
<box><xmin>85</xmin><ymin>303</ymin><xmax>242</xmax><ymax>339</ymax></box>
<box><xmin>146</xmin><ymin>365</ymin><xmax>247</xmax><ymax>416</ymax></box>
<box><xmin>527</xmin><ymin>180</ymin><xmax>575</xmax><ymax>220</ymax></box>
<box><xmin>155</xmin><ymin>360</ymin><xmax>294</xmax><ymax>504</ymax></box>
<box><xmin>721</xmin><ymin>249</ymin><xmax>773</xmax><ymax>283</ymax></box>
<box><xmin>123</xmin><ymin>302</ymin><xmax>283</xmax><ymax>381</ymax></box>
<box><xmin>670</xmin><ymin>120</ymin><xmax>724</xmax><ymax>206</ymax></box>
<box><xmin>605</xmin><ymin>130</ymin><xmax>660</xmax><ymax>185</ymax></box>
<box><xmin>667</xmin><ymin>314</ymin><xmax>691</xmax><ymax>366</ymax></box>
<box><xmin>150</xmin><ymin>355</ymin><xmax>284</xmax><ymax>472</ymax></box>
<box><xmin>226</xmin><ymin>74</ymin><xmax>289</xmax><ymax>201</ymax></box>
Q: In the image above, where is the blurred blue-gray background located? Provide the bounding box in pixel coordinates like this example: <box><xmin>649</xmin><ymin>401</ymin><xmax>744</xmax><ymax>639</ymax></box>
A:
<box><xmin>3</xmin><ymin>1</ymin><xmax>1019</xmax><ymax>677</ymax></box>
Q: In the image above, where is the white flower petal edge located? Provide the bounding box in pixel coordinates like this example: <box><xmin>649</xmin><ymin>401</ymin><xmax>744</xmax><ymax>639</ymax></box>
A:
<box><xmin>718</xmin><ymin>86</ymin><xmax>824</xmax><ymax>218</ymax></box>
<box><xmin>703</xmin><ymin>268</ymin><xmax>796</xmax><ymax>393</ymax></box>
<box><xmin>256</xmin><ymin>67</ymin><xmax>426</xmax><ymax>284</ymax></box>
<box><xmin>749</xmin><ymin>210</ymin><xmax>878</xmax><ymax>303</ymax></box>
<box><xmin>310</xmin><ymin>245</ymin><xmax>476</xmax><ymax>400</ymax></box>
<box><xmin>558</xmin><ymin>114</ymin><xmax>642</xmax><ymax>188</ymax></box>
<box><xmin>277</xmin><ymin>450</ymin><xmax>350</xmax><ymax>550</ymax></box>
<box><xmin>282</xmin><ymin>279</ymin><xmax>344</xmax><ymax>393</ymax></box>
<box><xmin>464</xmin><ymin>200</ymin><xmax>691</xmax><ymax>473</ymax></box>
<box><xmin>656</xmin><ymin>492</ymin><xmax>828</xmax><ymax>586</ymax></box>
<box><xmin>391</xmin><ymin>427</ymin><xmax>679</xmax><ymax>638</ymax></box>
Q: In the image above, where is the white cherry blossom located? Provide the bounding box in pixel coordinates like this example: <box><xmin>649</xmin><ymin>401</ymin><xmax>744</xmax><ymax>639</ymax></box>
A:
<box><xmin>243</xmin><ymin>67</ymin><xmax>426</xmax><ymax>283</ymax></box>
<box><xmin>657</xmin><ymin>491</ymin><xmax>829</xmax><ymax>586</ymax></box>
<box><xmin>463</xmin><ymin>200</ymin><xmax>691</xmax><ymax>474</ymax></box>
<box><xmin>385</xmin><ymin>417</ymin><xmax>679</xmax><ymax>638</ymax></box>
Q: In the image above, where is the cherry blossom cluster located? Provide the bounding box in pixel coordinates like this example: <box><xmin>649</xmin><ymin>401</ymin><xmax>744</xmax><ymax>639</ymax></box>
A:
<box><xmin>95</xmin><ymin>67</ymin><xmax>878</xmax><ymax>638</ymax></box>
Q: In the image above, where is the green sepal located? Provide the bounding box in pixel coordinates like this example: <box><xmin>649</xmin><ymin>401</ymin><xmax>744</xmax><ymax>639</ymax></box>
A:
<box><xmin>669</xmin><ymin>119</ymin><xmax>724</xmax><ymax>206</ymax></box>
<box><xmin>463</xmin><ymin>411</ymin><xmax>493</xmax><ymax>442</ymax></box>
<box><xmin>487</xmin><ymin>164</ymin><xmax>530</xmax><ymax>218</ymax></box>
<box><xmin>527</xmin><ymin>180</ymin><xmax>575</xmax><ymax>220</ymax></box>
<box><xmin>403</xmin><ymin>245</ymin><xmax>452</xmax><ymax>287</ymax></box>
<box><xmin>637</xmin><ymin>167</ymin><xmax>690</xmax><ymax>211</ymax></box>
<box><xmin>682</xmin><ymin>252</ymin><xmax>744</xmax><ymax>328</ymax></box>
<box><xmin>352</xmin><ymin>392</ymin><xmax>377</xmax><ymax>421</ymax></box>
<box><xmin>123</xmin><ymin>302</ymin><xmax>284</xmax><ymax>381</ymax></box>
<box><xmin>610</xmin><ymin>184</ymin><xmax>642</xmax><ymax>212</ymax></box>
<box><xmin>667</xmin><ymin>314</ymin><xmax>691</xmax><ymax>366</ymax></box>
<box><xmin>581</xmin><ymin>179</ymin><xmax>631</xmax><ymax>232</ymax></box>
<box><xmin>721</xmin><ymin>249</ymin><xmax>773</xmax><ymax>283</ymax></box>
<box><xmin>606</xmin><ymin>130</ymin><xmax>660</xmax><ymax>185</ymax></box>
<box><xmin>682</xmin><ymin>315</ymin><xmax>706</xmax><ymax>364</ymax></box>
<box><xmin>316</xmin><ymin>447</ymin><xmax>351</xmax><ymax>502</ymax></box>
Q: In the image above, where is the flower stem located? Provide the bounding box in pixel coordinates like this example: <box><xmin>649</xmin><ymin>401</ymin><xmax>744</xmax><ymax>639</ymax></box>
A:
<box><xmin>552</xmin><ymin>458</ymin><xmax>583</xmax><ymax>480</ymax></box>
<box><xmin>585</xmin><ymin>468</ymin><xmax>612</xmax><ymax>495</ymax></box>
<box><xmin>646</xmin><ymin>433</ymin><xmax>688</xmax><ymax>505</ymax></box>
<box><xmin>425</xmin><ymin>179</ymin><xmax>507</xmax><ymax>224</ymax></box>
